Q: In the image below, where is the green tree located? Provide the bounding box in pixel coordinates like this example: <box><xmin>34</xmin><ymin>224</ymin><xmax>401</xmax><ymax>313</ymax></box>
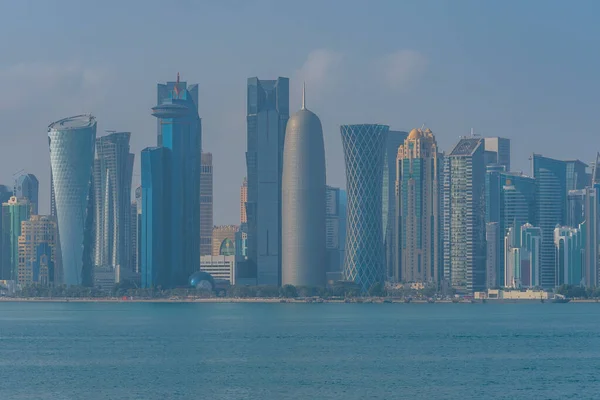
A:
<box><xmin>368</xmin><ymin>282</ymin><xmax>386</xmax><ymax>297</ymax></box>
<box><xmin>280</xmin><ymin>284</ymin><xmax>298</xmax><ymax>298</ymax></box>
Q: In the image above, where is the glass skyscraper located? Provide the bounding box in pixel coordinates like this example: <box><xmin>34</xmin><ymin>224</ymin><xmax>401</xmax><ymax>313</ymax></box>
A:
<box><xmin>341</xmin><ymin>124</ymin><xmax>389</xmax><ymax>292</ymax></box>
<box><xmin>443</xmin><ymin>138</ymin><xmax>486</xmax><ymax>294</ymax></box>
<box><xmin>48</xmin><ymin>115</ymin><xmax>96</xmax><ymax>286</ymax></box>
<box><xmin>245</xmin><ymin>77</ymin><xmax>289</xmax><ymax>286</ymax></box>
<box><xmin>200</xmin><ymin>152</ymin><xmax>213</xmax><ymax>256</ymax></box>
<box><xmin>17</xmin><ymin>215</ymin><xmax>57</xmax><ymax>286</ymax></box>
<box><xmin>532</xmin><ymin>154</ymin><xmax>567</xmax><ymax>288</ymax></box>
<box><xmin>1</xmin><ymin>197</ymin><xmax>31</xmax><ymax>281</ymax></box>
<box><xmin>142</xmin><ymin>76</ymin><xmax>202</xmax><ymax>289</ymax></box>
<box><xmin>93</xmin><ymin>132</ymin><xmax>134</xmax><ymax>274</ymax></box>
<box><xmin>13</xmin><ymin>173</ymin><xmax>39</xmax><ymax>214</ymax></box>
<box><xmin>484</xmin><ymin>137</ymin><xmax>511</xmax><ymax>171</ymax></box>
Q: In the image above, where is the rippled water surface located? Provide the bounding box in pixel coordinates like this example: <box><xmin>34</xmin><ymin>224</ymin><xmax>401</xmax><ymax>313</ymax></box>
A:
<box><xmin>2</xmin><ymin>302</ymin><xmax>600</xmax><ymax>399</ymax></box>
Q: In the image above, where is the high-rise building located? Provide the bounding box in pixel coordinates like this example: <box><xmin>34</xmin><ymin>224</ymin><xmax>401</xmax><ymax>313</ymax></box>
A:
<box><xmin>130</xmin><ymin>202</ymin><xmax>137</xmax><ymax>277</ymax></box>
<box><xmin>484</xmin><ymin>137</ymin><xmax>511</xmax><ymax>171</ymax></box>
<box><xmin>504</xmin><ymin>223</ymin><xmax>542</xmax><ymax>288</ymax></box>
<box><xmin>240</xmin><ymin>177</ymin><xmax>247</xmax><ymax>224</ymax></box>
<box><xmin>1</xmin><ymin>197</ymin><xmax>31</xmax><ymax>281</ymax></box>
<box><xmin>135</xmin><ymin>186</ymin><xmax>142</xmax><ymax>274</ymax></box>
<box><xmin>566</xmin><ymin>160</ymin><xmax>589</xmax><ymax>191</ymax></box>
<box><xmin>554</xmin><ymin>225</ymin><xmax>584</xmax><ymax>286</ymax></box>
<box><xmin>245</xmin><ymin>77</ymin><xmax>289</xmax><ymax>286</ymax></box>
<box><xmin>93</xmin><ymin>132</ymin><xmax>134</xmax><ymax>276</ymax></box>
<box><xmin>48</xmin><ymin>115</ymin><xmax>96</xmax><ymax>286</ymax></box>
<box><xmin>13</xmin><ymin>173</ymin><xmax>39</xmax><ymax>214</ymax></box>
<box><xmin>567</xmin><ymin>189</ymin><xmax>586</xmax><ymax>228</ymax></box>
<box><xmin>395</xmin><ymin>127</ymin><xmax>442</xmax><ymax>284</ymax></box>
<box><xmin>486</xmin><ymin>222</ymin><xmax>500</xmax><ymax>288</ymax></box>
<box><xmin>341</xmin><ymin>124</ymin><xmax>388</xmax><ymax>292</ymax></box>
<box><xmin>200</xmin><ymin>152</ymin><xmax>213</xmax><ymax>256</ymax></box>
<box><xmin>141</xmin><ymin>147</ymin><xmax>168</xmax><ymax>289</ymax></box>
<box><xmin>326</xmin><ymin>186</ymin><xmax>342</xmax><ymax>274</ymax></box>
<box><xmin>281</xmin><ymin>87</ymin><xmax>326</xmax><ymax>288</ymax></box>
<box><xmin>212</xmin><ymin>225</ymin><xmax>238</xmax><ymax>256</ymax></box>
<box><xmin>532</xmin><ymin>154</ymin><xmax>567</xmax><ymax>288</ymax></box>
<box><xmin>583</xmin><ymin>185</ymin><xmax>599</xmax><ymax>287</ymax></box>
<box><xmin>142</xmin><ymin>75</ymin><xmax>202</xmax><ymax>289</ymax></box>
<box><xmin>443</xmin><ymin>138</ymin><xmax>486</xmax><ymax>294</ymax></box>
<box><xmin>383</xmin><ymin>130</ymin><xmax>408</xmax><ymax>279</ymax></box>
<box><xmin>17</xmin><ymin>215</ymin><xmax>57</xmax><ymax>286</ymax></box>
<box><xmin>486</xmin><ymin>171</ymin><xmax>536</xmax><ymax>286</ymax></box>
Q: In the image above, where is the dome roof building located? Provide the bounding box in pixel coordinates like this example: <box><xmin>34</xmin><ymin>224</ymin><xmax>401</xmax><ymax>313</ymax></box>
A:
<box><xmin>281</xmin><ymin>85</ymin><xmax>327</xmax><ymax>287</ymax></box>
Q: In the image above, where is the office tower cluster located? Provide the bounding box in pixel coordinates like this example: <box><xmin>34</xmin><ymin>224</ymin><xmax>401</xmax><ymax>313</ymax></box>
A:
<box><xmin>5</xmin><ymin>69</ymin><xmax>600</xmax><ymax>297</ymax></box>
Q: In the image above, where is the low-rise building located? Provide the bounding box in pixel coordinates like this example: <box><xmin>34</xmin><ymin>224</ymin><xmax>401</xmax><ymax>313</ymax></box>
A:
<box><xmin>200</xmin><ymin>255</ymin><xmax>236</xmax><ymax>285</ymax></box>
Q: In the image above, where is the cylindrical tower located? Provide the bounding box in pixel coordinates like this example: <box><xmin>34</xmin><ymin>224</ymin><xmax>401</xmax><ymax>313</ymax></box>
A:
<box><xmin>282</xmin><ymin>89</ymin><xmax>326</xmax><ymax>287</ymax></box>
<box><xmin>48</xmin><ymin>115</ymin><xmax>97</xmax><ymax>286</ymax></box>
<box><xmin>340</xmin><ymin>124</ymin><xmax>389</xmax><ymax>292</ymax></box>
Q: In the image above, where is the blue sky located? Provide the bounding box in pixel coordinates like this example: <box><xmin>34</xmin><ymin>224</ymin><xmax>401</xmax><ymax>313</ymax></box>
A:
<box><xmin>1</xmin><ymin>0</ymin><xmax>599</xmax><ymax>224</ymax></box>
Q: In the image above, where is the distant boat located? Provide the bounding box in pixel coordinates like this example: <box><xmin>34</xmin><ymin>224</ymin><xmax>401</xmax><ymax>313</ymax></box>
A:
<box><xmin>552</xmin><ymin>297</ymin><xmax>571</xmax><ymax>303</ymax></box>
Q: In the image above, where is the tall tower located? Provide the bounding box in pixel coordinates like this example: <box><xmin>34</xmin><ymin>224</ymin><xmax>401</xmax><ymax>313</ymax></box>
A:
<box><xmin>341</xmin><ymin>124</ymin><xmax>389</xmax><ymax>292</ymax></box>
<box><xmin>281</xmin><ymin>86</ymin><xmax>326</xmax><ymax>287</ymax></box>
<box><xmin>48</xmin><ymin>115</ymin><xmax>96</xmax><ymax>286</ymax></box>
<box><xmin>200</xmin><ymin>152</ymin><xmax>213</xmax><ymax>256</ymax></box>
<box><xmin>18</xmin><ymin>215</ymin><xmax>57</xmax><ymax>286</ymax></box>
<box><xmin>395</xmin><ymin>127</ymin><xmax>441</xmax><ymax>284</ymax></box>
<box><xmin>13</xmin><ymin>173</ymin><xmax>39</xmax><ymax>214</ymax></box>
<box><xmin>93</xmin><ymin>132</ymin><xmax>134</xmax><ymax>273</ymax></box>
<box><xmin>532</xmin><ymin>154</ymin><xmax>567</xmax><ymax>288</ymax></box>
<box><xmin>383</xmin><ymin>130</ymin><xmax>408</xmax><ymax>279</ymax></box>
<box><xmin>142</xmin><ymin>75</ymin><xmax>201</xmax><ymax>288</ymax></box>
<box><xmin>245</xmin><ymin>77</ymin><xmax>289</xmax><ymax>286</ymax></box>
<box><xmin>1</xmin><ymin>197</ymin><xmax>31</xmax><ymax>281</ymax></box>
<box><xmin>240</xmin><ymin>177</ymin><xmax>247</xmax><ymax>224</ymax></box>
<box><xmin>443</xmin><ymin>138</ymin><xmax>486</xmax><ymax>293</ymax></box>
<box><xmin>484</xmin><ymin>137</ymin><xmax>511</xmax><ymax>171</ymax></box>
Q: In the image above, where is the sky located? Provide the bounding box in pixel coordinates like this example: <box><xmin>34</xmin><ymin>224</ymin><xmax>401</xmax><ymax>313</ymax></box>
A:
<box><xmin>1</xmin><ymin>0</ymin><xmax>600</xmax><ymax>224</ymax></box>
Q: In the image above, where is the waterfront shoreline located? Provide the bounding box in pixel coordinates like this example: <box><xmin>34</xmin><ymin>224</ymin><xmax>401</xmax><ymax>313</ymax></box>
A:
<box><xmin>0</xmin><ymin>297</ymin><xmax>597</xmax><ymax>304</ymax></box>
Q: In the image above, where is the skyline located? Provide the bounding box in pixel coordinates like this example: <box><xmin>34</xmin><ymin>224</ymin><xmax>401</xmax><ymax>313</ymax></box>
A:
<box><xmin>2</xmin><ymin>1</ymin><xmax>600</xmax><ymax>225</ymax></box>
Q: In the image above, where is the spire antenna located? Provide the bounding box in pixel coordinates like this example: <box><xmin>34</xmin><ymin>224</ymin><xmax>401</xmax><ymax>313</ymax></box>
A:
<box><xmin>302</xmin><ymin>82</ymin><xmax>306</xmax><ymax>110</ymax></box>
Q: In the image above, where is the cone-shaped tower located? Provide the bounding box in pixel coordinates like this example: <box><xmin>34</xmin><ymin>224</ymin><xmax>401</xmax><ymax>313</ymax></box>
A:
<box><xmin>281</xmin><ymin>86</ymin><xmax>326</xmax><ymax>287</ymax></box>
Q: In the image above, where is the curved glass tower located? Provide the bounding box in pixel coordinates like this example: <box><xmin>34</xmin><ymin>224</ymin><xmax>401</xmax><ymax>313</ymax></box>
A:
<box><xmin>341</xmin><ymin>124</ymin><xmax>389</xmax><ymax>292</ymax></box>
<box><xmin>282</xmin><ymin>88</ymin><xmax>326</xmax><ymax>287</ymax></box>
<box><xmin>48</xmin><ymin>115</ymin><xmax>96</xmax><ymax>286</ymax></box>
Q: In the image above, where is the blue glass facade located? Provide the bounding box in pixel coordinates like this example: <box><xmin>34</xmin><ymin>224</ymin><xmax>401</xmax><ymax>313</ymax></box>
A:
<box><xmin>141</xmin><ymin>147</ymin><xmax>168</xmax><ymax>288</ymax></box>
<box><xmin>13</xmin><ymin>173</ymin><xmax>39</xmax><ymax>214</ymax></box>
<box><xmin>141</xmin><ymin>78</ymin><xmax>201</xmax><ymax>289</ymax></box>
<box><xmin>533</xmin><ymin>154</ymin><xmax>567</xmax><ymax>288</ymax></box>
<box><xmin>245</xmin><ymin>77</ymin><xmax>289</xmax><ymax>286</ymax></box>
<box><xmin>341</xmin><ymin>124</ymin><xmax>389</xmax><ymax>292</ymax></box>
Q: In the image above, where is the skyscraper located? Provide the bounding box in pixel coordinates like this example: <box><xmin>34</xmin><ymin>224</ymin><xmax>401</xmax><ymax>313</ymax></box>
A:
<box><xmin>583</xmin><ymin>185</ymin><xmax>599</xmax><ymax>287</ymax></box>
<box><xmin>17</xmin><ymin>215</ymin><xmax>57</xmax><ymax>286</ymax></box>
<box><xmin>395</xmin><ymin>127</ymin><xmax>442</xmax><ymax>284</ymax></box>
<box><xmin>326</xmin><ymin>186</ymin><xmax>342</xmax><ymax>274</ymax></box>
<box><xmin>200</xmin><ymin>152</ymin><xmax>213</xmax><ymax>256</ymax></box>
<box><xmin>341</xmin><ymin>124</ymin><xmax>389</xmax><ymax>292</ymax></box>
<box><xmin>142</xmin><ymin>75</ymin><xmax>202</xmax><ymax>288</ymax></box>
<box><xmin>443</xmin><ymin>138</ymin><xmax>486</xmax><ymax>293</ymax></box>
<box><xmin>532</xmin><ymin>154</ymin><xmax>567</xmax><ymax>288</ymax></box>
<box><xmin>141</xmin><ymin>147</ymin><xmax>168</xmax><ymax>289</ymax></box>
<box><xmin>93</xmin><ymin>132</ymin><xmax>134</xmax><ymax>275</ymax></box>
<box><xmin>554</xmin><ymin>225</ymin><xmax>584</xmax><ymax>286</ymax></box>
<box><xmin>13</xmin><ymin>173</ymin><xmax>39</xmax><ymax>214</ymax></box>
<box><xmin>245</xmin><ymin>77</ymin><xmax>289</xmax><ymax>286</ymax></box>
<box><xmin>566</xmin><ymin>160</ymin><xmax>589</xmax><ymax>191</ymax></box>
<box><xmin>281</xmin><ymin>87</ymin><xmax>326</xmax><ymax>288</ymax></box>
<box><xmin>48</xmin><ymin>115</ymin><xmax>96</xmax><ymax>286</ymax></box>
<box><xmin>383</xmin><ymin>130</ymin><xmax>408</xmax><ymax>279</ymax></box>
<box><xmin>240</xmin><ymin>177</ymin><xmax>247</xmax><ymax>224</ymax></box>
<box><xmin>1</xmin><ymin>197</ymin><xmax>31</xmax><ymax>281</ymax></box>
<box><xmin>484</xmin><ymin>137</ymin><xmax>511</xmax><ymax>171</ymax></box>
<box><xmin>505</xmin><ymin>223</ymin><xmax>542</xmax><ymax>288</ymax></box>
<box><xmin>567</xmin><ymin>189</ymin><xmax>586</xmax><ymax>228</ymax></box>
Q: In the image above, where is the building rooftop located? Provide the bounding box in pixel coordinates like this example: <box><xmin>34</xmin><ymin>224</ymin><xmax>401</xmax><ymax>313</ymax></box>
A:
<box><xmin>48</xmin><ymin>114</ymin><xmax>95</xmax><ymax>131</ymax></box>
<box><xmin>449</xmin><ymin>138</ymin><xmax>482</xmax><ymax>156</ymax></box>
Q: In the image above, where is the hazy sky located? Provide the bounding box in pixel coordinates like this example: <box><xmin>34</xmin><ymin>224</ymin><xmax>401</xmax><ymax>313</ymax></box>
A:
<box><xmin>1</xmin><ymin>0</ymin><xmax>599</xmax><ymax>224</ymax></box>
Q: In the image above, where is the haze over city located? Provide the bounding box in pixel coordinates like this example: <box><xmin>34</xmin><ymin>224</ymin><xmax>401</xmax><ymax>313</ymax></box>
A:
<box><xmin>2</xmin><ymin>0</ymin><xmax>600</xmax><ymax>224</ymax></box>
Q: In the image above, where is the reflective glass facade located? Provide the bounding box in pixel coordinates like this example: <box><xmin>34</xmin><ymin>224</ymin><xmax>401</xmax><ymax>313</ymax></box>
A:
<box><xmin>13</xmin><ymin>173</ymin><xmax>39</xmax><ymax>214</ymax></box>
<box><xmin>341</xmin><ymin>124</ymin><xmax>388</xmax><ymax>292</ymax></box>
<box><xmin>532</xmin><ymin>154</ymin><xmax>566</xmax><ymax>288</ymax></box>
<box><xmin>245</xmin><ymin>77</ymin><xmax>289</xmax><ymax>286</ymax></box>
<box><xmin>48</xmin><ymin>115</ymin><xmax>96</xmax><ymax>286</ymax></box>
